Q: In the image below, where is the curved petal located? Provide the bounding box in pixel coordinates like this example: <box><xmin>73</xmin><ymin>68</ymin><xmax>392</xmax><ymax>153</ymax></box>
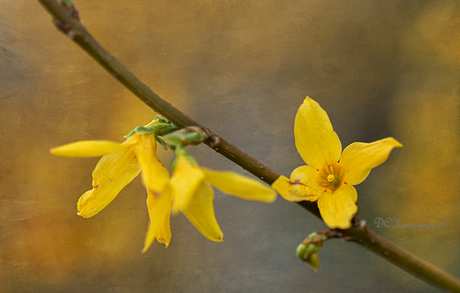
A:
<box><xmin>340</xmin><ymin>137</ymin><xmax>402</xmax><ymax>185</ymax></box>
<box><xmin>202</xmin><ymin>168</ymin><xmax>276</xmax><ymax>203</ymax></box>
<box><xmin>143</xmin><ymin>185</ymin><xmax>173</xmax><ymax>252</ymax></box>
<box><xmin>272</xmin><ymin>176</ymin><xmax>309</xmax><ymax>202</ymax></box>
<box><xmin>170</xmin><ymin>155</ymin><xmax>205</xmax><ymax>212</ymax></box>
<box><xmin>291</xmin><ymin>166</ymin><xmax>320</xmax><ymax>187</ymax></box>
<box><xmin>272</xmin><ymin>166</ymin><xmax>322</xmax><ymax>202</ymax></box>
<box><xmin>50</xmin><ymin>140</ymin><xmax>129</xmax><ymax>157</ymax></box>
<box><xmin>181</xmin><ymin>181</ymin><xmax>223</xmax><ymax>242</ymax></box>
<box><xmin>294</xmin><ymin>97</ymin><xmax>342</xmax><ymax>169</ymax></box>
<box><xmin>77</xmin><ymin>147</ymin><xmax>141</xmax><ymax>218</ymax></box>
<box><xmin>317</xmin><ymin>184</ymin><xmax>357</xmax><ymax>229</ymax></box>
<box><xmin>134</xmin><ymin>134</ymin><xmax>170</xmax><ymax>193</ymax></box>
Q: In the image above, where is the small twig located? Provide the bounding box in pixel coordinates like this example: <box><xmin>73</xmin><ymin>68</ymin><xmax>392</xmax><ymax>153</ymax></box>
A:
<box><xmin>38</xmin><ymin>0</ymin><xmax>280</xmax><ymax>182</ymax></box>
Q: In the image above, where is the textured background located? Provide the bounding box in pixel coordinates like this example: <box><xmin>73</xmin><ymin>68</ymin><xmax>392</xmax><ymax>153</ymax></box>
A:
<box><xmin>1</xmin><ymin>0</ymin><xmax>459</xmax><ymax>292</ymax></box>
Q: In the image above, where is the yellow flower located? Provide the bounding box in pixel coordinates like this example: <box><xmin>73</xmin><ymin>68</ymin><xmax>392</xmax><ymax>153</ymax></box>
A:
<box><xmin>169</xmin><ymin>154</ymin><xmax>277</xmax><ymax>242</ymax></box>
<box><xmin>50</xmin><ymin>120</ymin><xmax>172</xmax><ymax>251</ymax></box>
<box><xmin>51</xmin><ymin>121</ymin><xmax>277</xmax><ymax>252</ymax></box>
<box><xmin>272</xmin><ymin>97</ymin><xmax>402</xmax><ymax>229</ymax></box>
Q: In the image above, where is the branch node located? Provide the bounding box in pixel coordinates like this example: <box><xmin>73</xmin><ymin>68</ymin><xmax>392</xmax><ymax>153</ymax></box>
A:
<box><xmin>51</xmin><ymin>3</ymin><xmax>80</xmax><ymax>38</ymax></box>
<box><xmin>205</xmin><ymin>129</ymin><xmax>221</xmax><ymax>149</ymax></box>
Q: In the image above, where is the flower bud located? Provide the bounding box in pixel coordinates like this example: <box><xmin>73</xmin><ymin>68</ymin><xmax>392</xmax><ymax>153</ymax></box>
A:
<box><xmin>296</xmin><ymin>232</ymin><xmax>328</xmax><ymax>271</ymax></box>
<box><xmin>163</xmin><ymin>127</ymin><xmax>208</xmax><ymax>147</ymax></box>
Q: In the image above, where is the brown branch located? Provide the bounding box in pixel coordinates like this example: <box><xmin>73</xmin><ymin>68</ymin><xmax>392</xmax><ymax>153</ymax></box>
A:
<box><xmin>38</xmin><ymin>1</ymin><xmax>274</xmax><ymax>182</ymax></box>
<box><xmin>341</xmin><ymin>220</ymin><xmax>460</xmax><ymax>292</ymax></box>
<box><xmin>37</xmin><ymin>1</ymin><xmax>459</xmax><ymax>291</ymax></box>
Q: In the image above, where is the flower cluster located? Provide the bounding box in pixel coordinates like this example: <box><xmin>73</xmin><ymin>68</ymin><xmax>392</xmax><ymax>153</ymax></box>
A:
<box><xmin>51</xmin><ymin>119</ymin><xmax>276</xmax><ymax>252</ymax></box>
<box><xmin>51</xmin><ymin>97</ymin><xmax>402</xmax><ymax>259</ymax></box>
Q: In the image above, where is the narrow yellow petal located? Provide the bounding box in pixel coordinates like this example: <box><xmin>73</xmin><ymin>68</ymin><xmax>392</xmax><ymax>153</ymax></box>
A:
<box><xmin>294</xmin><ymin>97</ymin><xmax>342</xmax><ymax>169</ymax></box>
<box><xmin>181</xmin><ymin>181</ymin><xmax>223</xmax><ymax>242</ymax></box>
<box><xmin>272</xmin><ymin>166</ymin><xmax>322</xmax><ymax>202</ymax></box>
<box><xmin>143</xmin><ymin>186</ymin><xmax>173</xmax><ymax>252</ymax></box>
<box><xmin>134</xmin><ymin>134</ymin><xmax>170</xmax><ymax>193</ymax></box>
<box><xmin>170</xmin><ymin>155</ymin><xmax>205</xmax><ymax>212</ymax></box>
<box><xmin>77</xmin><ymin>147</ymin><xmax>141</xmax><ymax>218</ymax></box>
<box><xmin>340</xmin><ymin>137</ymin><xmax>403</xmax><ymax>185</ymax></box>
<box><xmin>50</xmin><ymin>140</ymin><xmax>128</xmax><ymax>157</ymax></box>
<box><xmin>317</xmin><ymin>184</ymin><xmax>358</xmax><ymax>229</ymax></box>
<box><xmin>202</xmin><ymin>168</ymin><xmax>276</xmax><ymax>203</ymax></box>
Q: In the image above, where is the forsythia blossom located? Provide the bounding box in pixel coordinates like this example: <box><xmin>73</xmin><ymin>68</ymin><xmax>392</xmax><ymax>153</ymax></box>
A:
<box><xmin>272</xmin><ymin>97</ymin><xmax>402</xmax><ymax>229</ymax></box>
<box><xmin>51</xmin><ymin>120</ymin><xmax>276</xmax><ymax>252</ymax></box>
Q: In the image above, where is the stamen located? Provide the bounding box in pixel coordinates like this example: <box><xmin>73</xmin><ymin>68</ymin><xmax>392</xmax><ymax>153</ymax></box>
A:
<box><xmin>317</xmin><ymin>163</ymin><xmax>344</xmax><ymax>192</ymax></box>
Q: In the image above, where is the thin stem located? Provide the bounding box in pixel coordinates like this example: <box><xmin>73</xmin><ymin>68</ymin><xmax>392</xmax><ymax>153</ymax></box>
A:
<box><xmin>342</xmin><ymin>221</ymin><xmax>460</xmax><ymax>292</ymax></box>
<box><xmin>39</xmin><ymin>0</ymin><xmax>321</xmax><ymax>218</ymax></box>
<box><xmin>37</xmin><ymin>1</ymin><xmax>459</xmax><ymax>292</ymax></box>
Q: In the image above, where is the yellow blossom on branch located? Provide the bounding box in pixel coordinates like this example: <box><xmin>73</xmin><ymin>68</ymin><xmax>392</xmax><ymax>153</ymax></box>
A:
<box><xmin>51</xmin><ymin>119</ymin><xmax>172</xmax><ymax>250</ymax></box>
<box><xmin>51</xmin><ymin>120</ymin><xmax>277</xmax><ymax>253</ymax></box>
<box><xmin>272</xmin><ymin>97</ymin><xmax>402</xmax><ymax>229</ymax></box>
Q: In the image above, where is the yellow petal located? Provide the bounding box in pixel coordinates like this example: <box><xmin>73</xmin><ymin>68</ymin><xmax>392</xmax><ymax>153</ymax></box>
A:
<box><xmin>202</xmin><ymin>168</ymin><xmax>276</xmax><ymax>203</ymax></box>
<box><xmin>170</xmin><ymin>155</ymin><xmax>205</xmax><ymax>212</ymax></box>
<box><xmin>306</xmin><ymin>253</ymin><xmax>320</xmax><ymax>271</ymax></box>
<box><xmin>50</xmin><ymin>140</ymin><xmax>129</xmax><ymax>157</ymax></box>
<box><xmin>294</xmin><ymin>97</ymin><xmax>342</xmax><ymax>169</ymax></box>
<box><xmin>272</xmin><ymin>166</ymin><xmax>321</xmax><ymax>202</ymax></box>
<box><xmin>77</xmin><ymin>147</ymin><xmax>141</xmax><ymax>218</ymax></box>
<box><xmin>144</xmin><ymin>119</ymin><xmax>160</xmax><ymax>127</ymax></box>
<box><xmin>317</xmin><ymin>184</ymin><xmax>357</xmax><ymax>229</ymax></box>
<box><xmin>340</xmin><ymin>137</ymin><xmax>403</xmax><ymax>185</ymax></box>
<box><xmin>134</xmin><ymin>134</ymin><xmax>170</xmax><ymax>193</ymax></box>
<box><xmin>143</xmin><ymin>185</ymin><xmax>173</xmax><ymax>252</ymax></box>
<box><xmin>181</xmin><ymin>181</ymin><xmax>223</xmax><ymax>242</ymax></box>
<box><xmin>290</xmin><ymin>165</ymin><xmax>323</xmax><ymax>200</ymax></box>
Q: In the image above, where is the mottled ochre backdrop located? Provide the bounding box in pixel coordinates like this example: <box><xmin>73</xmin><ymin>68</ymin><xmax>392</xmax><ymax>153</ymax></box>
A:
<box><xmin>1</xmin><ymin>1</ymin><xmax>459</xmax><ymax>292</ymax></box>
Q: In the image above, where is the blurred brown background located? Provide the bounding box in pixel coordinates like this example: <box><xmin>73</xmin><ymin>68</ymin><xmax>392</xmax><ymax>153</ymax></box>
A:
<box><xmin>1</xmin><ymin>0</ymin><xmax>459</xmax><ymax>292</ymax></box>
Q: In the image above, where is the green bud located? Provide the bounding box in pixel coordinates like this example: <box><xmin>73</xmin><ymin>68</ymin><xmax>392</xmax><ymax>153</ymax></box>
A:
<box><xmin>124</xmin><ymin>119</ymin><xmax>179</xmax><ymax>139</ymax></box>
<box><xmin>163</xmin><ymin>127</ymin><xmax>208</xmax><ymax>148</ymax></box>
<box><xmin>296</xmin><ymin>243</ymin><xmax>309</xmax><ymax>259</ymax></box>
<box><xmin>296</xmin><ymin>232</ymin><xmax>328</xmax><ymax>271</ymax></box>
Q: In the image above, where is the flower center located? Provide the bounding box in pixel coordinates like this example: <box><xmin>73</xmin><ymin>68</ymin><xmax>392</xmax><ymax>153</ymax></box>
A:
<box><xmin>318</xmin><ymin>163</ymin><xmax>344</xmax><ymax>192</ymax></box>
